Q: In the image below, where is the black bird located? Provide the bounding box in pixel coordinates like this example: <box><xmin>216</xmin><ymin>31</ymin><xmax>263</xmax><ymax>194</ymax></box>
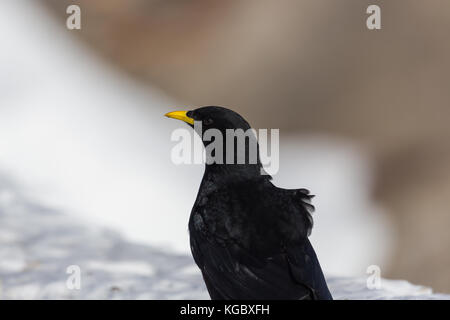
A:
<box><xmin>165</xmin><ymin>106</ymin><xmax>332</xmax><ymax>300</ymax></box>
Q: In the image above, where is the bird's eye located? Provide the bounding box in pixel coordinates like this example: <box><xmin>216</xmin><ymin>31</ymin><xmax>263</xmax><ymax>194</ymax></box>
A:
<box><xmin>204</xmin><ymin>118</ymin><xmax>214</xmax><ymax>125</ymax></box>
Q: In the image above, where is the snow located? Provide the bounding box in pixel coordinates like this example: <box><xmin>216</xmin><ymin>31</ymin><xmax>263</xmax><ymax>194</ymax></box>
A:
<box><xmin>0</xmin><ymin>178</ymin><xmax>206</xmax><ymax>300</ymax></box>
<box><xmin>0</xmin><ymin>180</ymin><xmax>448</xmax><ymax>300</ymax></box>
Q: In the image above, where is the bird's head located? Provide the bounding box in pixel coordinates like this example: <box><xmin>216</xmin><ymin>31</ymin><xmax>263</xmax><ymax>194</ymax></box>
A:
<box><xmin>165</xmin><ymin>106</ymin><xmax>268</xmax><ymax>179</ymax></box>
<box><xmin>165</xmin><ymin>106</ymin><xmax>251</xmax><ymax>134</ymax></box>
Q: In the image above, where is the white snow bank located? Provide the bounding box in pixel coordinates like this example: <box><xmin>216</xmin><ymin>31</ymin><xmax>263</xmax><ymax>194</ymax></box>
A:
<box><xmin>0</xmin><ymin>179</ymin><xmax>447</xmax><ymax>300</ymax></box>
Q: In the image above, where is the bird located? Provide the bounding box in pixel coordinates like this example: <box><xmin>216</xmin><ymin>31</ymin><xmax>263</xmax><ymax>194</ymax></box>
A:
<box><xmin>165</xmin><ymin>106</ymin><xmax>332</xmax><ymax>300</ymax></box>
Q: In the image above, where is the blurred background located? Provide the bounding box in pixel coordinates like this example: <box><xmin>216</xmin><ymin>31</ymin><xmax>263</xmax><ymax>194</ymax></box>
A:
<box><xmin>1</xmin><ymin>0</ymin><xmax>449</xmax><ymax>293</ymax></box>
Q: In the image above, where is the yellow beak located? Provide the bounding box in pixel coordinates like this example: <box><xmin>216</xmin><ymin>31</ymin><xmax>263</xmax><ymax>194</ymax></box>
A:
<box><xmin>164</xmin><ymin>110</ymin><xmax>194</xmax><ymax>125</ymax></box>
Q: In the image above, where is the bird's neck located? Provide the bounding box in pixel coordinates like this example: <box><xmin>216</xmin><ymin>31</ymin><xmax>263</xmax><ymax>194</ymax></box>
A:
<box><xmin>203</xmin><ymin>162</ymin><xmax>271</xmax><ymax>186</ymax></box>
<box><xmin>200</xmin><ymin>127</ymin><xmax>272</xmax><ymax>184</ymax></box>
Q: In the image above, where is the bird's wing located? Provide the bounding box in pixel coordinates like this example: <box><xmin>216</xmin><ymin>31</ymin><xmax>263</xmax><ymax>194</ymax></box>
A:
<box><xmin>283</xmin><ymin>187</ymin><xmax>315</xmax><ymax>236</ymax></box>
<box><xmin>284</xmin><ymin>238</ymin><xmax>333</xmax><ymax>300</ymax></box>
<box><xmin>191</xmin><ymin>232</ymin><xmax>330</xmax><ymax>300</ymax></box>
<box><xmin>190</xmin><ymin>183</ymin><xmax>331</xmax><ymax>300</ymax></box>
